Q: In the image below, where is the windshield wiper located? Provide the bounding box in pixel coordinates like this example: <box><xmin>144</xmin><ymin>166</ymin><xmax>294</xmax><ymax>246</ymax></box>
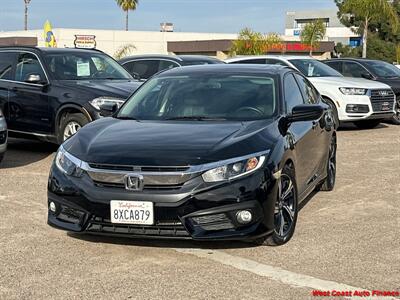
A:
<box><xmin>165</xmin><ymin>116</ymin><xmax>227</xmax><ymax>121</ymax></box>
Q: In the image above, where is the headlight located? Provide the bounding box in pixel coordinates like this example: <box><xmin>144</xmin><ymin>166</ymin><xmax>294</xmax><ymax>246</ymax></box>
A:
<box><xmin>89</xmin><ymin>97</ymin><xmax>125</xmax><ymax>110</ymax></box>
<box><xmin>202</xmin><ymin>155</ymin><xmax>266</xmax><ymax>183</ymax></box>
<box><xmin>55</xmin><ymin>146</ymin><xmax>83</xmax><ymax>177</ymax></box>
<box><xmin>339</xmin><ymin>88</ymin><xmax>367</xmax><ymax>95</ymax></box>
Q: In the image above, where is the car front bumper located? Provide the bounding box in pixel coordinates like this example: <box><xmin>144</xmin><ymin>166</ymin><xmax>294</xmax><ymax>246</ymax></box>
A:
<box><xmin>337</xmin><ymin>94</ymin><xmax>395</xmax><ymax>122</ymax></box>
<box><xmin>47</xmin><ymin>165</ymin><xmax>277</xmax><ymax>241</ymax></box>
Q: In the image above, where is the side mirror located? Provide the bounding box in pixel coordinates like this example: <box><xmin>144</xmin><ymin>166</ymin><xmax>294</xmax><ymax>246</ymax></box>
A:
<box><xmin>287</xmin><ymin>104</ymin><xmax>324</xmax><ymax>123</ymax></box>
<box><xmin>100</xmin><ymin>103</ymin><xmax>118</xmax><ymax>117</ymax></box>
<box><xmin>131</xmin><ymin>72</ymin><xmax>141</xmax><ymax>81</ymax></box>
<box><xmin>361</xmin><ymin>72</ymin><xmax>374</xmax><ymax>80</ymax></box>
<box><xmin>25</xmin><ymin>74</ymin><xmax>42</xmax><ymax>84</ymax></box>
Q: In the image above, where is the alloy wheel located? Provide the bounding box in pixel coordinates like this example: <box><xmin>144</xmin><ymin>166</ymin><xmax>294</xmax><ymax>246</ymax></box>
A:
<box><xmin>327</xmin><ymin>136</ymin><xmax>337</xmax><ymax>187</ymax></box>
<box><xmin>274</xmin><ymin>173</ymin><xmax>296</xmax><ymax>238</ymax></box>
<box><xmin>393</xmin><ymin>100</ymin><xmax>400</xmax><ymax>123</ymax></box>
<box><xmin>63</xmin><ymin>121</ymin><xmax>81</xmax><ymax>141</ymax></box>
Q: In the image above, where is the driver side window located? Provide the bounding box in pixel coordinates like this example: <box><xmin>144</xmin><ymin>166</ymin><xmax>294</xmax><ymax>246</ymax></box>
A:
<box><xmin>284</xmin><ymin>74</ymin><xmax>304</xmax><ymax>113</ymax></box>
<box><xmin>15</xmin><ymin>53</ymin><xmax>46</xmax><ymax>83</ymax></box>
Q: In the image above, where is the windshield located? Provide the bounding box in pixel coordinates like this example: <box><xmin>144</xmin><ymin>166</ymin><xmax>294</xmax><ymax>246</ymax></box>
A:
<box><xmin>45</xmin><ymin>52</ymin><xmax>132</xmax><ymax>80</ymax></box>
<box><xmin>290</xmin><ymin>59</ymin><xmax>342</xmax><ymax>78</ymax></box>
<box><xmin>118</xmin><ymin>73</ymin><xmax>278</xmax><ymax>121</ymax></box>
<box><xmin>365</xmin><ymin>61</ymin><xmax>400</xmax><ymax>78</ymax></box>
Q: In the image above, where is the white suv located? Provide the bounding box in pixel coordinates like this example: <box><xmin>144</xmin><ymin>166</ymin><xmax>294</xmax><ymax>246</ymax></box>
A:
<box><xmin>226</xmin><ymin>56</ymin><xmax>396</xmax><ymax>129</ymax></box>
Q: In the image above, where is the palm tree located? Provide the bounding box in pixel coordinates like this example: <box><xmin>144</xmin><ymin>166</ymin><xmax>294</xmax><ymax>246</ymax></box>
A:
<box><xmin>300</xmin><ymin>19</ymin><xmax>326</xmax><ymax>56</ymax></box>
<box><xmin>339</xmin><ymin>0</ymin><xmax>398</xmax><ymax>58</ymax></box>
<box><xmin>24</xmin><ymin>0</ymin><xmax>31</xmax><ymax>31</ymax></box>
<box><xmin>114</xmin><ymin>44</ymin><xmax>137</xmax><ymax>60</ymax></box>
<box><xmin>116</xmin><ymin>0</ymin><xmax>139</xmax><ymax>31</ymax></box>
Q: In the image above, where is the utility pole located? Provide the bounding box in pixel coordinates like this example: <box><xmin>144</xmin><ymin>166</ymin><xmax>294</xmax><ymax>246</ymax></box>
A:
<box><xmin>24</xmin><ymin>0</ymin><xmax>31</xmax><ymax>31</ymax></box>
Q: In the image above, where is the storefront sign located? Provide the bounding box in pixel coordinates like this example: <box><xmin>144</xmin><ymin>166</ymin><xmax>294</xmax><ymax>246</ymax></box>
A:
<box><xmin>74</xmin><ymin>35</ymin><xmax>96</xmax><ymax>49</ymax></box>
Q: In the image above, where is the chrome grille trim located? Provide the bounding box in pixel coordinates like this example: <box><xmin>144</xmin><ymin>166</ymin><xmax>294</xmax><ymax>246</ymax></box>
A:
<box><xmin>58</xmin><ymin>146</ymin><xmax>269</xmax><ymax>187</ymax></box>
<box><xmin>369</xmin><ymin>89</ymin><xmax>395</xmax><ymax>112</ymax></box>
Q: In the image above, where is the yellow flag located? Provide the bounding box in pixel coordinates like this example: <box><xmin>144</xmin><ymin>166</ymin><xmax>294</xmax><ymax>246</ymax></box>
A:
<box><xmin>44</xmin><ymin>20</ymin><xmax>57</xmax><ymax>47</ymax></box>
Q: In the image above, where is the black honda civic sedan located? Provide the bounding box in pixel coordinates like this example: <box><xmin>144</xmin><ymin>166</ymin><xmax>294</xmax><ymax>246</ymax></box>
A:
<box><xmin>47</xmin><ymin>64</ymin><xmax>336</xmax><ymax>245</ymax></box>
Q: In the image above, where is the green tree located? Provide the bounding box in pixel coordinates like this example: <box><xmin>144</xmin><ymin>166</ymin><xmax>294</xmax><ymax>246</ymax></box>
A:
<box><xmin>300</xmin><ymin>19</ymin><xmax>326</xmax><ymax>56</ymax></box>
<box><xmin>230</xmin><ymin>28</ymin><xmax>283</xmax><ymax>56</ymax></box>
<box><xmin>116</xmin><ymin>0</ymin><xmax>139</xmax><ymax>31</ymax></box>
<box><xmin>335</xmin><ymin>0</ymin><xmax>399</xmax><ymax>58</ymax></box>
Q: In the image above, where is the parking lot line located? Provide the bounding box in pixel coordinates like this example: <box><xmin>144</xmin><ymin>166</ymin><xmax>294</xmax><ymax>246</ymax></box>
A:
<box><xmin>175</xmin><ymin>248</ymin><xmax>399</xmax><ymax>300</ymax></box>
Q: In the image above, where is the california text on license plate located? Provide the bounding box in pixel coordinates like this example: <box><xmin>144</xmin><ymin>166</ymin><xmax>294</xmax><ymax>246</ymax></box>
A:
<box><xmin>110</xmin><ymin>200</ymin><xmax>154</xmax><ymax>225</ymax></box>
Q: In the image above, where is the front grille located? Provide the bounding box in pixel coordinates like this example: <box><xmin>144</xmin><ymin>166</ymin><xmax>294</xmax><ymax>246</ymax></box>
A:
<box><xmin>88</xmin><ymin>163</ymin><xmax>190</xmax><ymax>173</ymax></box>
<box><xmin>191</xmin><ymin>213</ymin><xmax>235</xmax><ymax>231</ymax></box>
<box><xmin>370</xmin><ymin>89</ymin><xmax>395</xmax><ymax>112</ymax></box>
<box><xmin>86</xmin><ymin>216</ymin><xmax>190</xmax><ymax>237</ymax></box>
<box><xmin>0</xmin><ymin>130</ymin><xmax>7</xmax><ymax>144</ymax></box>
<box><xmin>93</xmin><ymin>181</ymin><xmax>184</xmax><ymax>191</ymax></box>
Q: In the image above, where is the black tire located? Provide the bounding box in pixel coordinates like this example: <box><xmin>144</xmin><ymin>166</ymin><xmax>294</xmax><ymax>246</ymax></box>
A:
<box><xmin>320</xmin><ymin>135</ymin><xmax>337</xmax><ymax>191</ymax></box>
<box><xmin>58</xmin><ymin>113</ymin><xmax>89</xmax><ymax>144</ymax></box>
<box><xmin>391</xmin><ymin>100</ymin><xmax>400</xmax><ymax>125</ymax></box>
<box><xmin>323</xmin><ymin>98</ymin><xmax>340</xmax><ymax>129</ymax></box>
<box><xmin>257</xmin><ymin>166</ymin><xmax>298</xmax><ymax>246</ymax></box>
<box><xmin>353</xmin><ymin>120</ymin><xmax>382</xmax><ymax>129</ymax></box>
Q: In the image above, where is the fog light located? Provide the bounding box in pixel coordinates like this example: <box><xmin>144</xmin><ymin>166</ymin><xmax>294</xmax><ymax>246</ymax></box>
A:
<box><xmin>236</xmin><ymin>210</ymin><xmax>252</xmax><ymax>224</ymax></box>
<box><xmin>49</xmin><ymin>202</ymin><xmax>56</xmax><ymax>213</ymax></box>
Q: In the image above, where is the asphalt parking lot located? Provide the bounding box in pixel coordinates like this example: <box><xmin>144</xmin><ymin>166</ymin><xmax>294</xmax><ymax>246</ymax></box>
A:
<box><xmin>0</xmin><ymin>123</ymin><xmax>399</xmax><ymax>300</ymax></box>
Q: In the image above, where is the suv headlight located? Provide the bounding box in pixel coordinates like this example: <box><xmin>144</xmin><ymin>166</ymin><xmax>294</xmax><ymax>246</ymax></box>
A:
<box><xmin>339</xmin><ymin>88</ymin><xmax>367</xmax><ymax>95</ymax></box>
<box><xmin>89</xmin><ymin>97</ymin><xmax>125</xmax><ymax>110</ymax></box>
<box><xmin>202</xmin><ymin>155</ymin><xmax>266</xmax><ymax>183</ymax></box>
<box><xmin>55</xmin><ymin>146</ymin><xmax>83</xmax><ymax>177</ymax></box>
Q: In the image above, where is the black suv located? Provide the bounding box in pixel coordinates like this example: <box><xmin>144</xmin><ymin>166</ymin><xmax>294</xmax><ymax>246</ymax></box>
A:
<box><xmin>119</xmin><ymin>54</ymin><xmax>224</xmax><ymax>81</ymax></box>
<box><xmin>325</xmin><ymin>58</ymin><xmax>400</xmax><ymax>124</ymax></box>
<box><xmin>0</xmin><ymin>47</ymin><xmax>141</xmax><ymax>144</ymax></box>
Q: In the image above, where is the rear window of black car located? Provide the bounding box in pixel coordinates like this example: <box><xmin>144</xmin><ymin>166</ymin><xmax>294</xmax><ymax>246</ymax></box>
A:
<box><xmin>118</xmin><ymin>73</ymin><xmax>279</xmax><ymax>121</ymax></box>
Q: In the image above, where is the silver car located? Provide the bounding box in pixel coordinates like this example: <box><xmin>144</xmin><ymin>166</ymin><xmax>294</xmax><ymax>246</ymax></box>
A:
<box><xmin>0</xmin><ymin>108</ymin><xmax>7</xmax><ymax>164</ymax></box>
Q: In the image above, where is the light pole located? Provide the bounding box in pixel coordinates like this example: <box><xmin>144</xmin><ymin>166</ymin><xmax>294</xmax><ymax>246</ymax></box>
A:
<box><xmin>24</xmin><ymin>0</ymin><xmax>31</xmax><ymax>31</ymax></box>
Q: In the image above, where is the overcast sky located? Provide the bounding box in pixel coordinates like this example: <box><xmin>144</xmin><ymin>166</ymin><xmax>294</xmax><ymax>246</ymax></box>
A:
<box><xmin>0</xmin><ymin>0</ymin><xmax>336</xmax><ymax>34</ymax></box>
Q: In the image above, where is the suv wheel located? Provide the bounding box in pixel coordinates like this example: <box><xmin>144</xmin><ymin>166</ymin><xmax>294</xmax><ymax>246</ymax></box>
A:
<box><xmin>323</xmin><ymin>98</ymin><xmax>339</xmax><ymax>129</ymax></box>
<box><xmin>59</xmin><ymin>113</ymin><xmax>89</xmax><ymax>143</ymax></box>
<box><xmin>391</xmin><ymin>100</ymin><xmax>400</xmax><ymax>125</ymax></box>
<box><xmin>254</xmin><ymin>166</ymin><xmax>298</xmax><ymax>246</ymax></box>
<box><xmin>320</xmin><ymin>135</ymin><xmax>337</xmax><ymax>191</ymax></box>
<box><xmin>354</xmin><ymin>120</ymin><xmax>381</xmax><ymax>129</ymax></box>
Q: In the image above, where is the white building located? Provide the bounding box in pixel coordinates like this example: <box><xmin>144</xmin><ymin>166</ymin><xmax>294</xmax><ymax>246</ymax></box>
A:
<box><xmin>285</xmin><ymin>9</ymin><xmax>361</xmax><ymax>46</ymax></box>
<box><xmin>0</xmin><ymin>28</ymin><xmax>237</xmax><ymax>58</ymax></box>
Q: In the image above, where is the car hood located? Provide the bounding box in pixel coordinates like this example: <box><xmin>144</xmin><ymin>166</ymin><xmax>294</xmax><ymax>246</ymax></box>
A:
<box><xmin>376</xmin><ymin>77</ymin><xmax>400</xmax><ymax>95</ymax></box>
<box><xmin>59</xmin><ymin>79</ymin><xmax>142</xmax><ymax>99</ymax></box>
<box><xmin>309</xmin><ymin>76</ymin><xmax>390</xmax><ymax>89</ymax></box>
<box><xmin>64</xmin><ymin>118</ymin><xmax>277</xmax><ymax>166</ymax></box>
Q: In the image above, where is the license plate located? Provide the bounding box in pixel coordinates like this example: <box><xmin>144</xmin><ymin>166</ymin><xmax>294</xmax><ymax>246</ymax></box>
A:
<box><xmin>110</xmin><ymin>200</ymin><xmax>154</xmax><ymax>225</ymax></box>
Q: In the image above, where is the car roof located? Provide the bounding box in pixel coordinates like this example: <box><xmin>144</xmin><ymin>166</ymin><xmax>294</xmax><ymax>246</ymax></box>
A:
<box><xmin>226</xmin><ymin>55</ymin><xmax>314</xmax><ymax>63</ymax></box>
<box><xmin>177</xmin><ymin>55</ymin><xmax>224</xmax><ymax>63</ymax></box>
<box><xmin>0</xmin><ymin>46</ymin><xmax>104</xmax><ymax>55</ymax></box>
<box><xmin>119</xmin><ymin>54</ymin><xmax>182</xmax><ymax>63</ymax></box>
<box><xmin>118</xmin><ymin>54</ymin><xmax>223</xmax><ymax>64</ymax></box>
<box><xmin>156</xmin><ymin>64</ymin><xmax>290</xmax><ymax>76</ymax></box>
<box><xmin>326</xmin><ymin>58</ymin><xmax>381</xmax><ymax>63</ymax></box>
